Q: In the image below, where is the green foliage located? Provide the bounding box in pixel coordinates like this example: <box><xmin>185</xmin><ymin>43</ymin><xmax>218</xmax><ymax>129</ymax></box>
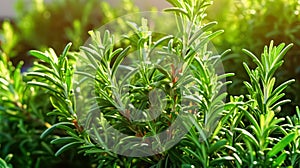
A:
<box><xmin>25</xmin><ymin>0</ymin><xmax>239</xmax><ymax>166</ymax></box>
<box><xmin>227</xmin><ymin>42</ymin><xmax>296</xmax><ymax>167</ymax></box>
<box><xmin>0</xmin><ymin>154</ymin><xmax>13</xmax><ymax>168</ymax></box>
<box><xmin>0</xmin><ymin>49</ymin><xmax>57</xmax><ymax>167</ymax></box>
<box><xmin>0</xmin><ymin>34</ymin><xmax>91</xmax><ymax>168</ymax></box>
<box><xmin>0</xmin><ymin>0</ymin><xmax>299</xmax><ymax>167</ymax></box>
<box><xmin>285</xmin><ymin>107</ymin><xmax>300</xmax><ymax>167</ymax></box>
<box><xmin>27</xmin><ymin>43</ymin><xmax>76</xmax><ymax>120</ymax></box>
<box><xmin>242</xmin><ymin>41</ymin><xmax>294</xmax><ymax>114</ymax></box>
<box><xmin>207</xmin><ymin>0</ymin><xmax>300</xmax><ymax>114</ymax></box>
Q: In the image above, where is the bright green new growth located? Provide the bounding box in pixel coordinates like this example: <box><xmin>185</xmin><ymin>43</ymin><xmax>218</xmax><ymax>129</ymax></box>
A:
<box><xmin>229</xmin><ymin>41</ymin><xmax>297</xmax><ymax>167</ymax></box>
<box><xmin>243</xmin><ymin>41</ymin><xmax>294</xmax><ymax>114</ymax></box>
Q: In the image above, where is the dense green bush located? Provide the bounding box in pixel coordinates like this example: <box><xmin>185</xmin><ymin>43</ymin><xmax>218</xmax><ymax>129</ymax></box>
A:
<box><xmin>0</xmin><ymin>0</ymin><xmax>299</xmax><ymax>167</ymax></box>
<box><xmin>0</xmin><ymin>49</ymin><xmax>92</xmax><ymax>167</ymax></box>
<box><xmin>0</xmin><ymin>0</ymin><xmax>138</xmax><ymax>167</ymax></box>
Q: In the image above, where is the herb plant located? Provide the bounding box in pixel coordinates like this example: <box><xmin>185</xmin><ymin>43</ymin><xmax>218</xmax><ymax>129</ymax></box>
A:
<box><xmin>207</xmin><ymin>0</ymin><xmax>300</xmax><ymax>114</ymax></box>
<box><xmin>0</xmin><ymin>0</ymin><xmax>299</xmax><ymax>167</ymax></box>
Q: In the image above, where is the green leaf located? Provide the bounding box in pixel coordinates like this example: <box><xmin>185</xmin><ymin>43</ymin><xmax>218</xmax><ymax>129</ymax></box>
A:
<box><xmin>210</xmin><ymin>156</ymin><xmax>235</xmax><ymax>166</ymax></box>
<box><xmin>241</xmin><ymin>108</ymin><xmax>260</xmax><ymax>137</ymax></box>
<box><xmin>47</xmin><ymin>48</ymin><xmax>59</xmax><ymax>65</ymax></box>
<box><xmin>26</xmin><ymin>72</ymin><xmax>64</xmax><ymax>91</ymax></box>
<box><xmin>234</xmin><ymin>128</ymin><xmax>259</xmax><ymax>147</ymax></box>
<box><xmin>27</xmin><ymin>81</ymin><xmax>63</xmax><ymax>97</ymax></box>
<box><xmin>111</xmin><ymin>46</ymin><xmax>131</xmax><ymax>77</ymax></box>
<box><xmin>50</xmin><ymin>137</ymin><xmax>78</xmax><ymax>145</ymax></box>
<box><xmin>61</xmin><ymin>42</ymin><xmax>72</xmax><ymax>59</ymax></box>
<box><xmin>267</xmin><ymin>132</ymin><xmax>296</xmax><ymax>157</ymax></box>
<box><xmin>29</xmin><ymin>50</ymin><xmax>50</xmax><ymax>63</ymax></box>
<box><xmin>272</xmin><ymin>151</ymin><xmax>287</xmax><ymax>167</ymax></box>
<box><xmin>272</xmin><ymin>43</ymin><xmax>293</xmax><ymax>68</ymax></box>
<box><xmin>0</xmin><ymin>158</ymin><xmax>7</xmax><ymax>167</ymax></box>
<box><xmin>201</xmin><ymin>21</ymin><xmax>218</xmax><ymax>33</ymax></box>
<box><xmin>33</xmin><ymin>63</ymin><xmax>60</xmax><ymax>79</ymax></box>
<box><xmin>54</xmin><ymin>141</ymin><xmax>82</xmax><ymax>157</ymax></box>
<box><xmin>150</xmin><ymin>35</ymin><xmax>173</xmax><ymax>55</ymax></box>
<box><xmin>208</xmin><ymin>139</ymin><xmax>227</xmax><ymax>155</ymax></box>
<box><xmin>267</xmin><ymin>79</ymin><xmax>295</xmax><ymax>104</ymax></box>
<box><xmin>80</xmin><ymin>46</ymin><xmax>101</xmax><ymax>69</ymax></box>
<box><xmin>271</xmin><ymin>99</ymin><xmax>291</xmax><ymax>110</ymax></box>
<box><xmin>0</xmin><ymin>78</ymin><xmax>9</xmax><ymax>86</ymax></box>
<box><xmin>40</xmin><ymin>122</ymin><xmax>74</xmax><ymax>139</ymax></box>
<box><xmin>242</xmin><ymin>49</ymin><xmax>263</xmax><ymax>71</ymax></box>
<box><xmin>85</xmin><ymin>148</ymin><xmax>107</xmax><ymax>154</ymax></box>
<box><xmin>164</xmin><ymin>8</ymin><xmax>190</xmax><ymax>19</ymax></box>
<box><xmin>180</xmin><ymin>147</ymin><xmax>202</xmax><ymax>161</ymax></box>
<box><xmin>166</xmin><ymin>0</ymin><xmax>183</xmax><ymax>8</ymax></box>
<box><xmin>0</xmin><ymin>157</ymin><xmax>11</xmax><ymax>168</ymax></box>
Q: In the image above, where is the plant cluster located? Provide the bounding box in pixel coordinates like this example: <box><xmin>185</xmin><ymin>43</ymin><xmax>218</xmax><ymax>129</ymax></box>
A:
<box><xmin>0</xmin><ymin>0</ymin><xmax>299</xmax><ymax>167</ymax></box>
<box><xmin>206</xmin><ymin>0</ymin><xmax>300</xmax><ymax>114</ymax></box>
<box><xmin>0</xmin><ymin>46</ymin><xmax>92</xmax><ymax>167</ymax></box>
